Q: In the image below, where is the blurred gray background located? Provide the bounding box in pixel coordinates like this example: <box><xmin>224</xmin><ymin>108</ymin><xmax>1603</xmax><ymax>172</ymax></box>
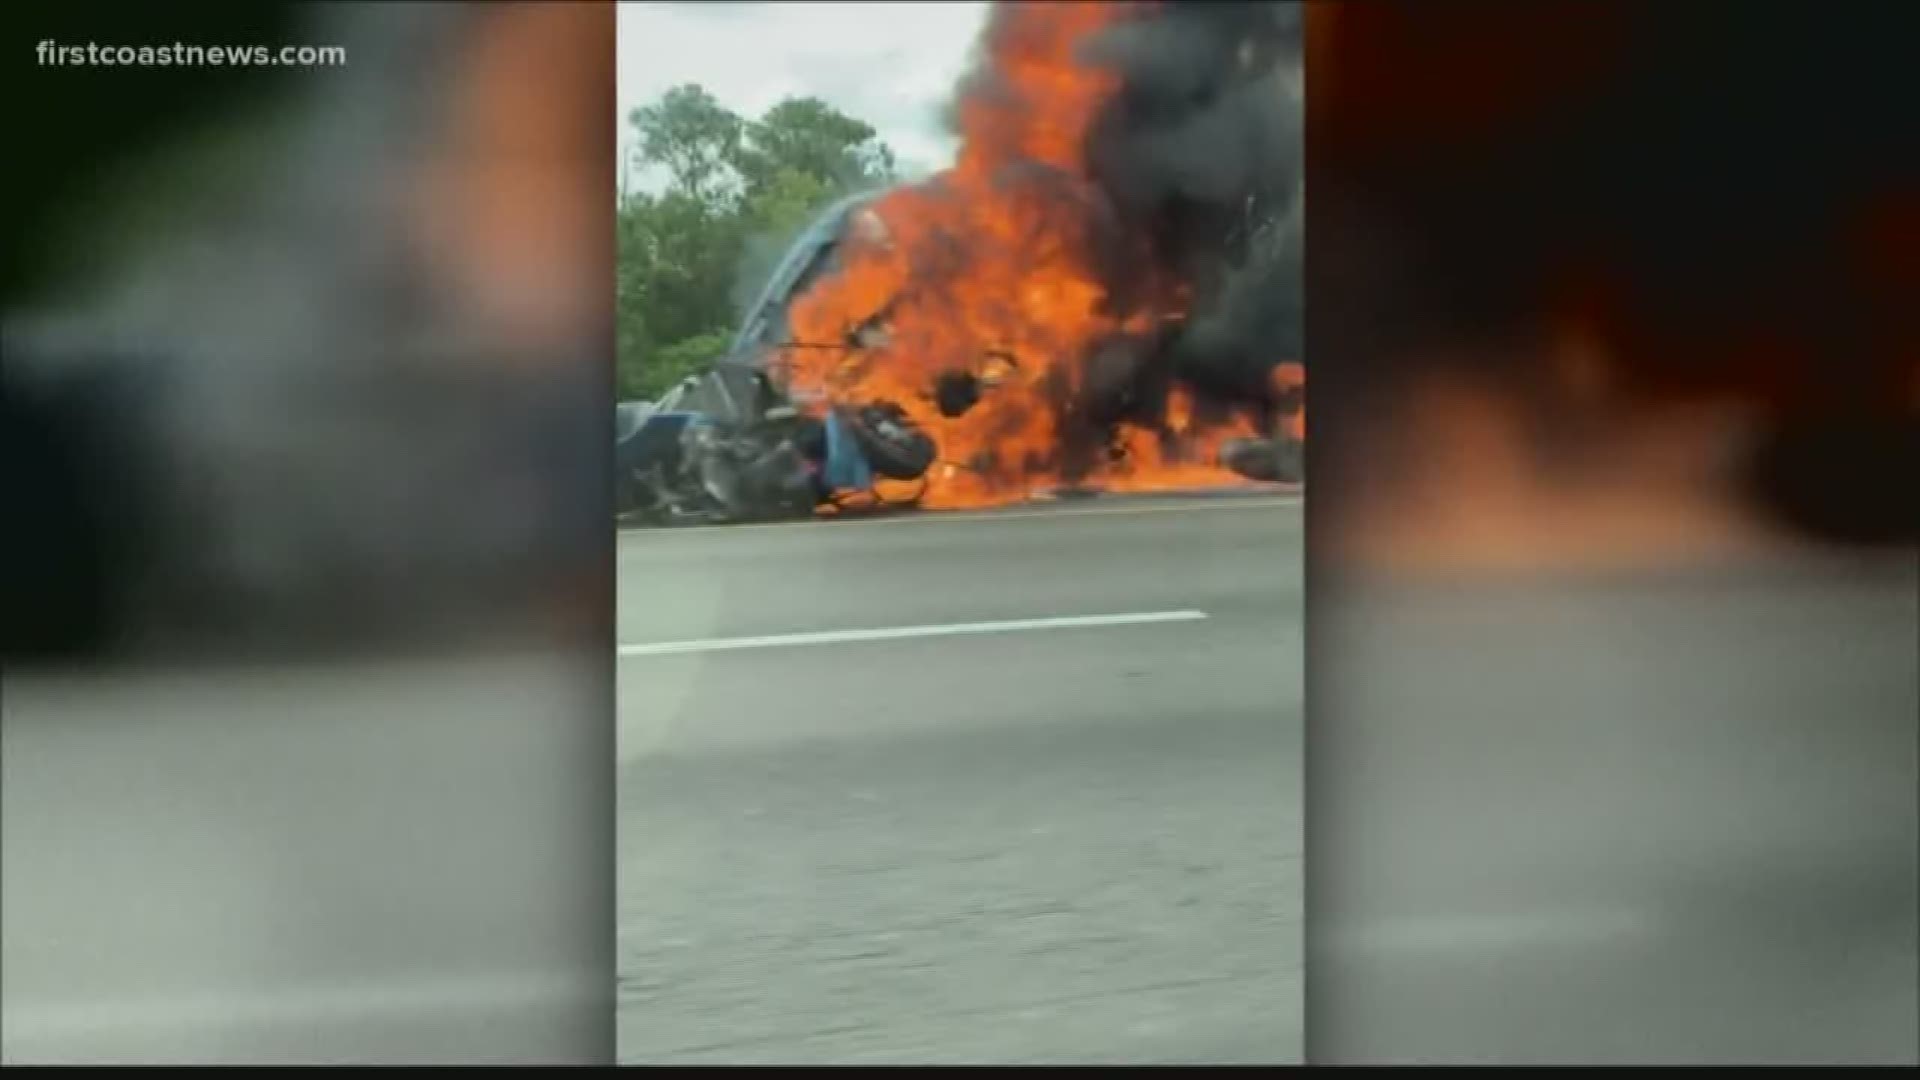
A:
<box><xmin>1306</xmin><ymin>1</ymin><xmax>1918</xmax><ymax>1064</ymax></box>
<box><xmin>4</xmin><ymin>2</ymin><xmax>616</xmax><ymax>1064</ymax></box>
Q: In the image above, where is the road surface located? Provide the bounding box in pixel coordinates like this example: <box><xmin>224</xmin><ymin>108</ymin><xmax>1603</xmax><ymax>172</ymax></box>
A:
<box><xmin>616</xmin><ymin>491</ymin><xmax>1305</xmax><ymax>1064</ymax></box>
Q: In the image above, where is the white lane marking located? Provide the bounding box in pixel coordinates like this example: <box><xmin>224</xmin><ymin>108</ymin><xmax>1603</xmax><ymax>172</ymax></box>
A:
<box><xmin>619</xmin><ymin>491</ymin><xmax>1302</xmax><ymax>537</ymax></box>
<box><xmin>618</xmin><ymin>609</ymin><xmax>1208</xmax><ymax>658</ymax></box>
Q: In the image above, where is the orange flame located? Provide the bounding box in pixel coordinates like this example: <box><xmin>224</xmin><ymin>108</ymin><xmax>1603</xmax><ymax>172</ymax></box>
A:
<box><xmin>778</xmin><ymin>0</ymin><xmax>1296</xmax><ymax>510</ymax></box>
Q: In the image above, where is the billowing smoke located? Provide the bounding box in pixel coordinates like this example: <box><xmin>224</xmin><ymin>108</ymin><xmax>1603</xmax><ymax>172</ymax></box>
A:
<box><xmin>1175</xmin><ymin>202</ymin><xmax>1303</xmax><ymax>408</ymax></box>
<box><xmin>1080</xmin><ymin>1</ymin><xmax>1303</xmax><ymax>240</ymax></box>
<box><xmin>976</xmin><ymin>0</ymin><xmax>1304</xmax><ymax>459</ymax></box>
<box><xmin>1078</xmin><ymin>0</ymin><xmax>1304</xmax><ymax>414</ymax></box>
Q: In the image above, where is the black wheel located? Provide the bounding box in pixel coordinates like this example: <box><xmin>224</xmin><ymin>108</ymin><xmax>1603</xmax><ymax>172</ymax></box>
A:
<box><xmin>843</xmin><ymin>402</ymin><xmax>937</xmax><ymax>481</ymax></box>
<box><xmin>1220</xmin><ymin>436</ymin><xmax>1304</xmax><ymax>484</ymax></box>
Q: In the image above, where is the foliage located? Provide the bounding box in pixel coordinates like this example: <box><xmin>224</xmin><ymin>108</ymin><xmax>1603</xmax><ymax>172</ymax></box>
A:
<box><xmin>646</xmin><ymin>329</ymin><xmax>736</xmax><ymax>398</ymax></box>
<box><xmin>629</xmin><ymin>84</ymin><xmax>744</xmax><ymax>205</ymax></box>
<box><xmin>617</xmin><ymin>85</ymin><xmax>899</xmax><ymax>401</ymax></box>
<box><xmin>732</xmin><ymin>97</ymin><xmax>896</xmax><ymax>204</ymax></box>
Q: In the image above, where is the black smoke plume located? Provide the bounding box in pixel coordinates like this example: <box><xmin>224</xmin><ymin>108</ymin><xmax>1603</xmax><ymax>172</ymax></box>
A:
<box><xmin>1075</xmin><ymin>0</ymin><xmax>1305</xmax><ymax>434</ymax></box>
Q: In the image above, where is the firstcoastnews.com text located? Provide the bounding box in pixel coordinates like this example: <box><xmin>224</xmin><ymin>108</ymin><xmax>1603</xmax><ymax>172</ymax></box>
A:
<box><xmin>36</xmin><ymin>40</ymin><xmax>348</xmax><ymax>68</ymax></box>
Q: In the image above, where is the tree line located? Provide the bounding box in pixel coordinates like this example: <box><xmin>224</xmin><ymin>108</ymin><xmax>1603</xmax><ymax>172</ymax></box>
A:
<box><xmin>618</xmin><ymin>84</ymin><xmax>900</xmax><ymax>400</ymax></box>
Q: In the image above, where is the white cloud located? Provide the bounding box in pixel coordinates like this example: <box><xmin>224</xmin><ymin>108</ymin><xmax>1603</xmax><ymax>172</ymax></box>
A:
<box><xmin>617</xmin><ymin>0</ymin><xmax>990</xmax><ymax>189</ymax></box>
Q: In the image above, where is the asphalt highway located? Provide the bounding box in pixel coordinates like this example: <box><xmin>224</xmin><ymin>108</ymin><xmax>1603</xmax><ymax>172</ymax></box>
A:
<box><xmin>615</xmin><ymin>491</ymin><xmax>1305</xmax><ymax>1064</ymax></box>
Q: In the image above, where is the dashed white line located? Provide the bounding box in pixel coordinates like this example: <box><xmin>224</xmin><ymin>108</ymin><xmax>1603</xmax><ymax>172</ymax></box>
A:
<box><xmin>617</xmin><ymin>609</ymin><xmax>1209</xmax><ymax>658</ymax></box>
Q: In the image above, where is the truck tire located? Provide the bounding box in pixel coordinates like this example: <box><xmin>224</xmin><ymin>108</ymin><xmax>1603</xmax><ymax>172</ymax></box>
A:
<box><xmin>843</xmin><ymin>402</ymin><xmax>937</xmax><ymax>481</ymax></box>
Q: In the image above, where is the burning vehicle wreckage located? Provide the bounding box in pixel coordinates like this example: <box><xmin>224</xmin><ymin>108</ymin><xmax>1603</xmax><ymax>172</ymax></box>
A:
<box><xmin>616</xmin><ymin>1</ymin><xmax>1306</xmax><ymax>525</ymax></box>
<box><xmin>615</xmin><ymin>194</ymin><xmax>948</xmax><ymax>526</ymax></box>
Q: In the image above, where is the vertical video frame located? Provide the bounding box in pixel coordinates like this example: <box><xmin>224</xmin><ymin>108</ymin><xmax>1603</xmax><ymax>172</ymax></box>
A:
<box><xmin>614</xmin><ymin>0</ymin><xmax>1305</xmax><ymax>1064</ymax></box>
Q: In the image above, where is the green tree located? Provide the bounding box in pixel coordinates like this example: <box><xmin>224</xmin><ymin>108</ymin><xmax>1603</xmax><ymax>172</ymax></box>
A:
<box><xmin>733</xmin><ymin>96</ymin><xmax>897</xmax><ymax>203</ymax></box>
<box><xmin>746</xmin><ymin>167</ymin><xmax>838</xmax><ymax>237</ymax></box>
<box><xmin>636</xmin><ymin>190</ymin><xmax>748</xmax><ymax>344</ymax></box>
<box><xmin>629</xmin><ymin>84</ymin><xmax>744</xmax><ymax>204</ymax></box>
<box><xmin>648</xmin><ymin>329</ymin><xmax>736</xmax><ymax>396</ymax></box>
<box><xmin>617</xmin><ymin>186</ymin><xmax>752</xmax><ymax>399</ymax></box>
<box><xmin>616</xmin><ymin>201</ymin><xmax>656</xmax><ymax>400</ymax></box>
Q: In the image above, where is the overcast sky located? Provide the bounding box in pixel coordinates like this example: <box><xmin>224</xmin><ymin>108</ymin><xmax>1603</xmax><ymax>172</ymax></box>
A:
<box><xmin>617</xmin><ymin>1</ymin><xmax>990</xmax><ymax>191</ymax></box>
